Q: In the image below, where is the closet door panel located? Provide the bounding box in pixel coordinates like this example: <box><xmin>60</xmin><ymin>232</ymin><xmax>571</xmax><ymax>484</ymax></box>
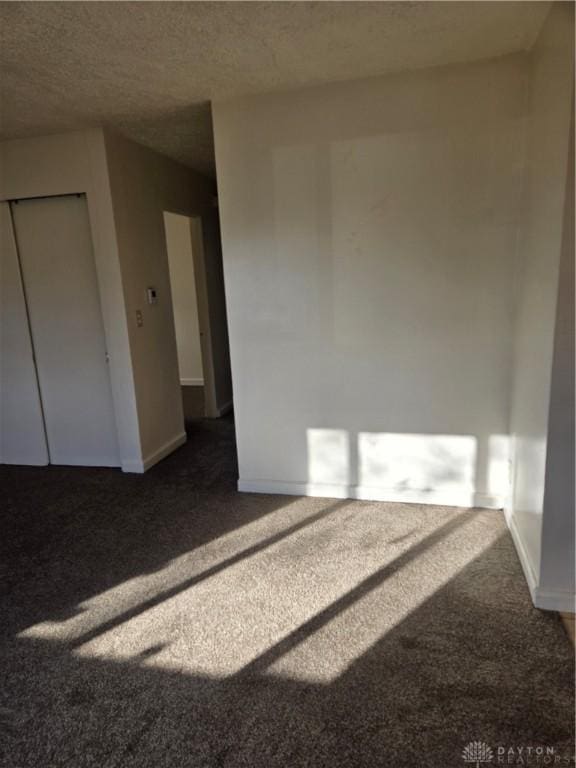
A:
<box><xmin>11</xmin><ymin>195</ymin><xmax>119</xmax><ymax>467</ymax></box>
<box><xmin>0</xmin><ymin>203</ymin><xmax>49</xmax><ymax>465</ymax></box>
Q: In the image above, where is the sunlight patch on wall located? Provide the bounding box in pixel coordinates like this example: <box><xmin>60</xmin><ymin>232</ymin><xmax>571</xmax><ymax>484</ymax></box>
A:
<box><xmin>303</xmin><ymin>429</ymin><xmax>509</xmax><ymax>507</ymax></box>
<box><xmin>307</xmin><ymin>428</ymin><xmax>350</xmax><ymax>486</ymax></box>
<box><xmin>357</xmin><ymin>432</ymin><xmax>477</xmax><ymax>505</ymax></box>
<box><xmin>487</xmin><ymin>434</ymin><xmax>511</xmax><ymax>500</ymax></box>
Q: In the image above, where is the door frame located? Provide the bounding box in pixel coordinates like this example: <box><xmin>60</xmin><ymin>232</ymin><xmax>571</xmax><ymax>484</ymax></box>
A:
<box><xmin>162</xmin><ymin>210</ymin><xmax>219</xmax><ymax>419</ymax></box>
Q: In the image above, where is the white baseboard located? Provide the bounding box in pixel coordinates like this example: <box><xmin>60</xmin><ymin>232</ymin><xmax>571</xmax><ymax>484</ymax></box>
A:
<box><xmin>0</xmin><ymin>456</ymin><xmax>49</xmax><ymax>467</ymax></box>
<box><xmin>237</xmin><ymin>479</ymin><xmax>505</xmax><ymax>510</ymax></box>
<box><xmin>505</xmin><ymin>507</ymin><xmax>539</xmax><ymax>602</ymax></box>
<box><xmin>216</xmin><ymin>399</ymin><xmax>233</xmax><ymax>417</ymax></box>
<box><xmin>504</xmin><ymin>508</ymin><xmax>575</xmax><ymax>612</ymax></box>
<box><xmin>534</xmin><ymin>587</ymin><xmax>576</xmax><ymax>613</ymax></box>
<box><xmin>49</xmin><ymin>455</ymin><xmax>121</xmax><ymax>468</ymax></box>
<box><xmin>181</xmin><ymin>378</ymin><xmax>204</xmax><ymax>386</ymax></box>
<box><xmin>121</xmin><ymin>459</ymin><xmax>145</xmax><ymax>474</ymax></box>
<box><xmin>2</xmin><ymin>453</ymin><xmax>117</xmax><ymax>469</ymax></box>
<box><xmin>121</xmin><ymin>432</ymin><xmax>187</xmax><ymax>474</ymax></box>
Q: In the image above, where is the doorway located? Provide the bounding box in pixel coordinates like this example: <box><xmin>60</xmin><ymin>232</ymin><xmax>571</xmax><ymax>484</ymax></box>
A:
<box><xmin>163</xmin><ymin>211</ymin><xmax>209</xmax><ymax>421</ymax></box>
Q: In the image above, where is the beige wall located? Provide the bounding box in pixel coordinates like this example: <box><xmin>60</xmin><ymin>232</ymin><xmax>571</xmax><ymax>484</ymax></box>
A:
<box><xmin>507</xmin><ymin>2</ymin><xmax>574</xmax><ymax>607</ymax></box>
<box><xmin>104</xmin><ymin>131</ymin><xmax>232</xmax><ymax>463</ymax></box>
<box><xmin>164</xmin><ymin>211</ymin><xmax>204</xmax><ymax>385</ymax></box>
<box><xmin>214</xmin><ymin>53</ymin><xmax>529</xmax><ymax>508</ymax></box>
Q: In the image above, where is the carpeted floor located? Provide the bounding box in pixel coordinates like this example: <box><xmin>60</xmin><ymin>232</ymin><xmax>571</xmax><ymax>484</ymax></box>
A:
<box><xmin>0</xmin><ymin>416</ymin><xmax>574</xmax><ymax>767</ymax></box>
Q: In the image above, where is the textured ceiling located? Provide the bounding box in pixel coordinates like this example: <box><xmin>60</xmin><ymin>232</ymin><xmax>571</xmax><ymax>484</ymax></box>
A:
<box><xmin>0</xmin><ymin>1</ymin><xmax>550</xmax><ymax>177</ymax></box>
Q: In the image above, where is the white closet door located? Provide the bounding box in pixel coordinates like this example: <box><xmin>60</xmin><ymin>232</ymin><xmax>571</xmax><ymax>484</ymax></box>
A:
<box><xmin>11</xmin><ymin>195</ymin><xmax>120</xmax><ymax>467</ymax></box>
<box><xmin>0</xmin><ymin>202</ymin><xmax>49</xmax><ymax>465</ymax></box>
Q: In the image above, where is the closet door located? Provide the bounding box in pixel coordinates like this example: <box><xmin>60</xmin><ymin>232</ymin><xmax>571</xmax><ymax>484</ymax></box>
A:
<box><xmin>11</xmin><ymin>195</ymin><xmax>119</xmax><ymax>467</ymax></box>
<box><xmin>0</xmin><ymin>202</ymin><xmax>49</xmax><ymax>465</ymax></box>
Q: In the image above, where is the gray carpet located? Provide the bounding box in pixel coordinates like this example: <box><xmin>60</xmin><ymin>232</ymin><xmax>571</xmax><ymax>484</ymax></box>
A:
<box><xmin>0</xmin><ymin>416</ymin><xmax>574</xmax><ymax>767</ymax></box>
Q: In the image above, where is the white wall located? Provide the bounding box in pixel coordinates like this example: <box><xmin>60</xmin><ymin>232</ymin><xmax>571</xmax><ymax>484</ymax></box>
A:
<box><xmin>0</xmin><ymin>130</ymin><xmax>141</xmax><ymax>471</ymax></box>
<box><xmin>540</xmin><ymin>126</ymin><xmax>574</xmax><ymax>606</ymax></box>
<box><xmin>507</xmin><ymin>3</ymin><xmax>574</xmax><ymax>610</ymax></box>
<box><xmin>163</xmin><ymin>211</ymin><xmax>204</xmax><ymax>386</ymax></box>
<box><xmin>214</xmin><ymin>54</ymin><xmax>529</xmax><ymax>508</ymax></box>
